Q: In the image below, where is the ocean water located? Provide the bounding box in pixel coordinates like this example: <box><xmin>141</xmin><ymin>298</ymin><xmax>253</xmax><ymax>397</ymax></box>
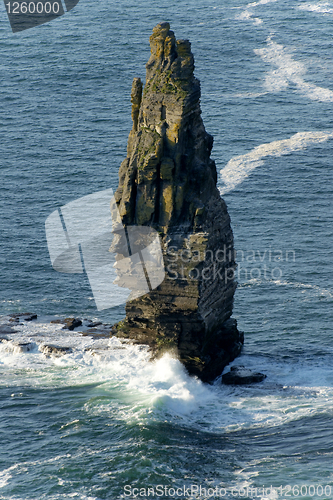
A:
<box><xmin>1</xmin><ymin>0</ymin><xmax>333</xmax><ymax>499</ymax></box>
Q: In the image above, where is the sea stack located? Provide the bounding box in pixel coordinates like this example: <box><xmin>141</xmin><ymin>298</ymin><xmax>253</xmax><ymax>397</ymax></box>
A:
<box><xmin>113</xmin><ymin>22</ymin><xmax>243</xmax><ymax>381</ymax></box>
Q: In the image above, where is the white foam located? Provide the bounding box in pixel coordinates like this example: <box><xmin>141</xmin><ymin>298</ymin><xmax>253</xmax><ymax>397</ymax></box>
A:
<box><xmin>238</xmin><ymin>277</ymin><xmax>333</xmax><ymax>299</ymax></box>
<box><xmin>236</xmin><ymin>9</ymin><xmax>263</xmax><ymax>25</ymax></box>
<box><xmin>0</xmin><ymin>471</ymin><xmax>12</xmax><ymax>489</ymax></box>
<box><xmin>0</xmin><ymin>320</ymin><xmax>215</xmax><ymax>420</ymax></box>
<box><xmin>298</xmin><ymin>1</ymin><xmax>333</xmax><ymax>14</ymax></box>
<box><xmin>255</xmin><ymin>38</ymin><xmax>333</xmax><ymax>102</ymax></box>
<box><xmin>213</xmin><ymin>353</ymin><xmax>333</xmax><ymax>433</ymax></box>
<box><xmin>127</xmin><ymin>353</ymin><xmax>215</xmax><ymax>415</ymax></box>
<box><xmin>236</xmin><ymin>0</ymin><xmax>278</xmax><ymax>25</ymax></box>
<box><xmin>219</xmin><ymin>130</ymin><xmax>333</xmax><ymax>194</ymax></box>
<box><xmin>247</xmin><ymin>0</ymin><xmax>278</xmax><ymax>6</ymax></box>
<box><xmin>2</xmin><ymin>320</ymin><xmax>333</xmax><ymax>436</ymax></box>
<box><xmin>272</xmin><ymin>279</ymin><xmax>333</xmax><ymax>298</ymax></box>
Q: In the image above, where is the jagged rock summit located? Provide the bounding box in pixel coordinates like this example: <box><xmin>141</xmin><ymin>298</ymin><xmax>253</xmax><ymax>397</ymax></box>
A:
<box><xmin>113</xmin><ymin>22</ymin><xmax>243</xmax><ymax>381</ymax></box>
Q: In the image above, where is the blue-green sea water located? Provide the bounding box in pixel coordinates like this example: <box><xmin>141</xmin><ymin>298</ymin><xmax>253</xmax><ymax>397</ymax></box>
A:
<box><xmin>1</xmin><ymin>1</ymin><xmax>333</xmax><ymax>499</ymax></box>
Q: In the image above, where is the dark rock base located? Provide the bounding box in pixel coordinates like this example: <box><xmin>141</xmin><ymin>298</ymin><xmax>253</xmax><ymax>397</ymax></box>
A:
<box><xmin>112</xmin><ymin>317</ymin><xmax>244</xmax><ymax>382</ymax></box>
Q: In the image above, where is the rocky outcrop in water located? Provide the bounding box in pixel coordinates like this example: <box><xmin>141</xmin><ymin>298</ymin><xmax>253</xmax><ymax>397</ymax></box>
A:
<box><xmin>9</xmin><ymin>312</ymin><xmax>37</xmax><ymax>322</ymax></box>
<box><xmin>222</xmin><ymin>366</ymin><xmax>266</xmax><ymax>385</ymax></box>
<box><xmin>40</xmin><ymin>345</ymin><xmax>73</xmax><ymax>357</ymax></box>
<box><xmin>50</xmin><ymin>318</ymin><xmax>82</xmax><ymax>331</ymax></box>
<box><xmin>112</xmin><ymin>22</ymin><xmax>243</xmax><ymax>381</ymax></box>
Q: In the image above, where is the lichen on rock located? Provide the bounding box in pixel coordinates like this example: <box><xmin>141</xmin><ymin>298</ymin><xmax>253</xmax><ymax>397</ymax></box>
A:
<box><xmin>112</xmin><ymin>22</ymin><xmax>244</xmax><ymax>381</ymax></box>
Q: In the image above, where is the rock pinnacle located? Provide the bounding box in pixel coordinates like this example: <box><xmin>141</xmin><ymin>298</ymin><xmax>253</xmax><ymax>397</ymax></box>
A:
<box><xmin>112</xmin><ymin>22</ymin><xmax>243</xmax><ymax>381</ymax></box>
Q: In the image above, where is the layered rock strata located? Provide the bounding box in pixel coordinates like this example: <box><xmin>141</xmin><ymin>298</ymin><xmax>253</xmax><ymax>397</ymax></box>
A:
<box><xmin>112</xmin><ymin>22</ymin><xmax>243</xmax><ymax>381</ymax></box>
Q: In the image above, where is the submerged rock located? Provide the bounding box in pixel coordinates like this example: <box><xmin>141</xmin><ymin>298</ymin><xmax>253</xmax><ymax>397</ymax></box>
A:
<box><xmin>222</xmin><ymin>366</ymin><xmax>266</xmax><ymax>385</ymax></box>
<box><xmin>50</xmin><ymin>318</ymin><xmax>82</xmax><ymax>331</ymax></box>
<box><xmin>112</xmin><ymin>23</ymin><xmax>243</xmax><ymax>381</ymax></box>
<box><xmin>0</xmin><ymin>325</ymin><xmax>18</xmax><ymax>334</ymax></box>
<box><xmin>13</xmin><ymin>342</ymin><xmax>35</xmax><ymax>353</ymax></box>
<box><xmin>9</xmin><ymin>312</ymin><xmax>37</xmax><ymax>322</ymax></box>
<box><xmin>82</xmin><ymin>327</ymin><xmax>111</xmax><ymax>339</ymax></box>
<box><xmin>0</xmin><ymin>341</ymin><xmax>36</xmax><ymax>353</ymax></box>
<box><xmin>86</xmin><ymin>321</ymin><xmax>103</xmax><ymax>328</ymax></box>
<box><xmin>40</xmin><ymin>344</ymin><xmax>73</xmax><ymax>357</ymax></box>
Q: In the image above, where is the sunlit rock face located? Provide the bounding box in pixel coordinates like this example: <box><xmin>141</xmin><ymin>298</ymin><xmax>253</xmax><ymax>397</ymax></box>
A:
<box><xmin>113</xmin><ymin>22</ymin><xmax>243</xmax><ymax>381</ymax></box>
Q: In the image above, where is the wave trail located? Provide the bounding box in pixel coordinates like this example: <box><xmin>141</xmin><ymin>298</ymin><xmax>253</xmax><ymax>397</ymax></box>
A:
<box><xmin>255</xmin><ymin>38</ymin><xmax>333</xmax><ymax>102</ymax></box>
<box><xmin>235</xmin><ymin>0</ymin><xmax>278</xmax><ymax>26</ymax></box>
<box><xmin>219</xmin><ymin>130</ymin><xmax>333</xmax><ymax>194</ymax></box>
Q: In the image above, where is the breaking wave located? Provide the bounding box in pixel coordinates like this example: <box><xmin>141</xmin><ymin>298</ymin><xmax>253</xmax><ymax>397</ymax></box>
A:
<box><xmin>1</xmin><ymin>318</ymin><xmax>333</xmax><ymax>434</ymax></box>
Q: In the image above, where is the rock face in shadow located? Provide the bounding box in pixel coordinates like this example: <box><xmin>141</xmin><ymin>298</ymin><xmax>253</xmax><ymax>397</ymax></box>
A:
<box><xmin>112</xmin><ymin>22</ymin><xmax>243</xmax><ymax>381</ymax></box>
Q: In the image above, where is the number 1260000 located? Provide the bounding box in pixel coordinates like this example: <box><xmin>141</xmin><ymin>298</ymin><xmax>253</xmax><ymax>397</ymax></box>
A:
<box><xmin>6</xmin><ymin>2</ymin><xmax>61</xmax><ymax>14</ymax></box>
